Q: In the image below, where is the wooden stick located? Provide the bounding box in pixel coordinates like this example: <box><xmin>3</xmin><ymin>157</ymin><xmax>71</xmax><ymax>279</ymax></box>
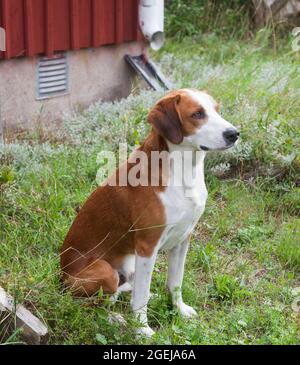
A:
<box><xmin>0</xmin><ymin>287</ymin><xmax>48</xmax><ymax>344</ymax></box>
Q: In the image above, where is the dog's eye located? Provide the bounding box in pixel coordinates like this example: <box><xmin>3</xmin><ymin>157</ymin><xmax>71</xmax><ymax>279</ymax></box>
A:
<box><xmin>192</xmin><ymin>110</ymin><xmax>206</xmax><ymax>119</ymax></box>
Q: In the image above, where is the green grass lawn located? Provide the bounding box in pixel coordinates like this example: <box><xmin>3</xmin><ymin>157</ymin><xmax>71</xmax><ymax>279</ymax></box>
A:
<box><xmin>0</xmin><ymin>33</ymin><xmax>299</xmax><ymax>344</ymax></box>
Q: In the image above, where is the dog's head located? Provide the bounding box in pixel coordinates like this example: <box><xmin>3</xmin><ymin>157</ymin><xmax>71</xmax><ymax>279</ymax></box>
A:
<box><xmin>148</xmin><ymin>88</ymin><xmax>239</xmax><ymax>151</ymax></box>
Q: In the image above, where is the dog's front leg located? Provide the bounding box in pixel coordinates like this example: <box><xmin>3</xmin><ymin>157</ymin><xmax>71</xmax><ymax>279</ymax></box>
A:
<box><xmin>131</xmin><ymin>247</ymin><xmax>158</xmax><ymax>338</ymax></box>
<box><xmin>167</xmin><ymin>239</ymin><xmax>198</xmax><ymax>318</ymax></box>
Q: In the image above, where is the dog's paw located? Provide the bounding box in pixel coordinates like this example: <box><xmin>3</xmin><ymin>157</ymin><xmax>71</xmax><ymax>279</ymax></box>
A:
<box><xmin>177</xmin><ymin>303</ymin><xmax>198</xmax><ymax>318</ymax></box>
<box><xmin>108</xmin><ymin>312</ymin><xmax>127</xmax><ymax>326</ymax></box>
<box><xmin>136</xmin><ymin>325</ymin><xmax>155</xmax><ymax>338</ymax></box>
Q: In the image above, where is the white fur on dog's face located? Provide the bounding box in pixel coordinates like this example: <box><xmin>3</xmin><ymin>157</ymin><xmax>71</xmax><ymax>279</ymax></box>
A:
<box><xmin>181</xmin><ymin>89</ymin><xmax>238</xmax><ymax>151</ymax></box>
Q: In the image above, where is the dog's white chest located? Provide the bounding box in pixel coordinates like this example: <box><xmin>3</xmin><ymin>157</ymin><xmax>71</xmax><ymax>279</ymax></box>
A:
<box><xmin>158</xmin><ymin>159</ymin><xmax>208</xmax><ymax>251</ymax></box>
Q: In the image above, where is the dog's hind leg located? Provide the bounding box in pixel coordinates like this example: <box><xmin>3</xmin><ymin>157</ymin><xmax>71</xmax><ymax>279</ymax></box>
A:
<box><xmin>63</xmin><ymin>257</ymin><xmax>119</xmax><ymax>297</ymax></box>
<box><xmin>108</xmin><ymin>253</ymin><xmax>135</xmax><ymax>304</ymax></box>
<box><xmin>110</xmin><ymin>282</ymin><xmax>132</xmax><ymax>304</ymax></box>
<box><xmin>108</xmin><ymin>282</ymin><xmax>132</xmax><ymax>326</ymax></box>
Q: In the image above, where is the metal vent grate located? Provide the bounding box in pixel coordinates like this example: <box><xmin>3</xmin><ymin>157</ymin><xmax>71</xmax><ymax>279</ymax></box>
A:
<box><xmin>37</xmin><ymin>54</ymin><xmax>69</xmax><ymax>99</ymax></box>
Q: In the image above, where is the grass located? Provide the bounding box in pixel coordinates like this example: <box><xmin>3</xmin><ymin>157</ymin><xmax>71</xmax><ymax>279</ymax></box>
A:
<box><xmin>165</xmin><ymin>0</ymin><xmax>254</xmax><ymax>40</ymax></box>
<box><xmin>0</xmin><ymin>30</ymin><xmax>300</xmax><ymax>344</ymax></box>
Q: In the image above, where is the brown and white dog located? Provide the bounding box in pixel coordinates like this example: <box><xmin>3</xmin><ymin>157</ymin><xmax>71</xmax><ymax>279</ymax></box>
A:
<box><xmin>60</xmin><ymin>88</ymin><xmax>239</xmax><ymax>337</ymax></box>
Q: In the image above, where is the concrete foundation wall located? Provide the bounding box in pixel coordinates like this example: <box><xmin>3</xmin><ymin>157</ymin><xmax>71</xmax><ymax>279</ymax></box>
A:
<box><xmin>0</xmin><ymin>41</ymin><xmax>143</xmax><ymax>136</ymax></box>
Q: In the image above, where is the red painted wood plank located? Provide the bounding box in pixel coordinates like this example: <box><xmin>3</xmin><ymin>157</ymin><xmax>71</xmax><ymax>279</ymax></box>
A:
<box><xmin>70</xmin><ymin>0</ymin><xmax>80</xmax><ymax>50</ymax></box>
<box><xmin>0</xmin><ymin>4</ymin><xmax>3</xmax><ymax>59</ymax></box>
<box><xmin>115</xmin><ymin>0</ymin><xmax>124</xmax><ymax>44</ymax></box>
<box><xmin>24</xmin><ymin>0</ymin><xmax>34</xmax><ymax>56</ymax></box>
<box><xmin>133</xmin><ymin>0</ymin><xmax>140</xmax><ymax>41</ymax></box>
<box><xmin>2</xmin><ymin>0</ymin><xmax>11</xmax><ymax>58</ymax></box>
<box><xmin>78</xmin><ymin>0</ymin><xmax>92</xmax><ymax>48</ymax></box>
<box><xmin>125</xmin><ymin>0</ymin><xmax>141</xmax><ymax>42</ymax></box>
<box><xmin>45</xmin><ymin>0</ymin><xmax>54</xmax><ymax>56</ymax></box>
<box><xmin>124</xmin><ymin>0</ymin><xmax>136</xmax><ymax>41</ymax></box>
<box><xmin>10</xmin><ymin>0</ymin><xmax>25</xmax><ymax>57</ymax></box>
<box><xmin>53</xmin><ymin>0</ymin><xmax>70</xmax><ymax>51</ymax></box>
<box><xmin>0</xmin><ymin>0</ymin><xmax>140</xmax><ymax>60</ymax></box>
<box><xmin>101</xmin><ymin>0</ymin><xmax>115</xmax><ymax>45</ymax></box>
<box><xmin>1</xmin><ymin>0</ymin><xmax>26</xmax><ymax>59</ymax></box>
<box><xmin>92</xmin><ymin>0</ymin><xmax>101</xmax><ymax>47</ymax></box>
<box><xmin>33</xmin><ymin>0</ymin><xmax>46</xmax><ymax>54</ymax></box>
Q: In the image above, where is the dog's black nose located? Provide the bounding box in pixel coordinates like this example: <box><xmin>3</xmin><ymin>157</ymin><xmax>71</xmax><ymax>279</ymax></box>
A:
<box><xmin>223</xmin><ymin>128</ymin><xmax>239</xmax><ymax>144</ymax></box>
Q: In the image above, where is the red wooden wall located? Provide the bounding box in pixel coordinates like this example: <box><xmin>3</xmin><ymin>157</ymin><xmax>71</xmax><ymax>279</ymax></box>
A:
<box><xmin>0</xmin><ymin>0</ymin><xmax>140</xmax><ymax>60</ymax></box>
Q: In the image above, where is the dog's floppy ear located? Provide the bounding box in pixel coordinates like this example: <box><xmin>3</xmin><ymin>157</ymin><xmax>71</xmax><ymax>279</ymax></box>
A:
<box><xmin>147</xmin><ymin>94</ymin><xmax>183</xmax><ymax>144</ymax></box>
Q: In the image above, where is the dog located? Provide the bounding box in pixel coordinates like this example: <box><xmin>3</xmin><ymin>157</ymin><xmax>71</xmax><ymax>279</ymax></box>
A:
<box><xmin>60</xmin><ymin>88</ymin><xmax>239</xmax><ymax>337</ymax></box>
